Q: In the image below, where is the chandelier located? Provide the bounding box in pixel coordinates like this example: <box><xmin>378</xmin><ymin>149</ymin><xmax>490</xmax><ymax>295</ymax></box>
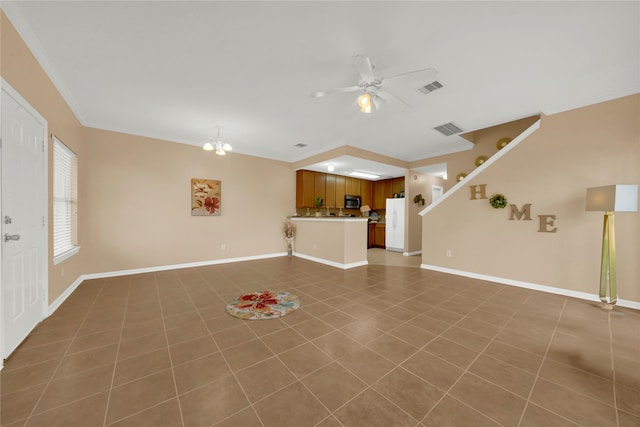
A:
<box><xmin>203</xmin><ymin>127</ymin><xmax>232</xmax><ymax>155</ymax></box>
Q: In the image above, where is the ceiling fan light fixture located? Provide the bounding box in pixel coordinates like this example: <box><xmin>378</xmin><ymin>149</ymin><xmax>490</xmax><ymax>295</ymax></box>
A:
<box><xmin>357</xmin><ymin>92</ymin><xmax>372</xmax><ymax>113</ymax></box>
<box><xmin>202</xmin><ymin>141</ymin><xmax>214</xmax><ymax>151</ymax></box>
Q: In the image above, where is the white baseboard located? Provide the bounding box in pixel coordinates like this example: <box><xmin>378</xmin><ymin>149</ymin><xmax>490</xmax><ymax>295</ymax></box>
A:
<box><xmin>48</xmin><ymin>252</ymin><xmax>286</xmax><ymax>316</ymax></box>
<box><xmin>48</xmin><ymin>275</ymin><xmax>84</xmax><ymax>316</ymax></box>
<box><xmin>294</xmin><ymin>253</ymin><xmax>368</xmax><ymax>269</ymax></box>
<box><xmin>421</xmin><ymin>263</ymin><xmax>640</xmax><ymax>310</ymax></box>
<box><xmin>81</xmin><ymin>252</ymin><xmax>286</xmax><ymax>281</ymax></box>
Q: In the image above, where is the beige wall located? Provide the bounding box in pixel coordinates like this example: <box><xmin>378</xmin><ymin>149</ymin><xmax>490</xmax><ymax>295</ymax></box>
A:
<box><xmin>1</xmin><ymin>11</ymin><xmax>86</xmax><ymax>303</ymax></box>
<box><xmin>412</xmin><ymin>116</ymin><xmax>540</xmax><ymax>192</ymax></box>
<box><xmin>422</xmin><ymin>95</ymin><xmax>640</xmax><ymax>303</ymax></box>
<box><xmin>82</xmin><ymin>128</ymin><xmax>294</xmax><ymax>274</ymax></box>
<box><xmin>406</xmin><ymin>171</ymin><xmax>446</xmax><ymax>253</ymax></box>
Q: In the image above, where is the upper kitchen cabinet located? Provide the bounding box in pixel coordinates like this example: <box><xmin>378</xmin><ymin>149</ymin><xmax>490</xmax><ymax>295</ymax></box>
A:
<box><xmin>361</xmin><ymin>180</ymin><xmax>373</xmax><ymax>208</ymax></box>
<box><xmin>325</xmin><ymin>173</ymin><xmax>336</xmax><ymax>208</ymax></box>
<box><xmin>372</xmin><ymin>180</ymin><xmax>385</xmax><ymax>210</ymax></box>
<box><xmin>296</xmin><ymin>170</ymin><xmax>315</xmax><ymax>208</ymax></box>
<box><xmin>392</xmin><ymin>177</ymin><xmax>405</xmax><ymax>195</ymax></box>
<box><xmin>314</xmin><ymin>172</ymin><xmax>326</xmax><ymax>206</ymax></box>
<box><xmin>335</xmin><ymin>175</ymin><xmax>346</xmax><ymax>208</ymax></box>
<box><xmin>383</xmin><ymin>179</ymin><xmax>393</xmax><ymax>199</ymax></box>
<box><xmin>346</xmin><ymin>177</ymin><xmax>360</xmax><ymax>195</ymax></box>
<box><xmin>371</xmin><ymin>177</ymin><xmax>403</xmax><ymax>209</ymax></box>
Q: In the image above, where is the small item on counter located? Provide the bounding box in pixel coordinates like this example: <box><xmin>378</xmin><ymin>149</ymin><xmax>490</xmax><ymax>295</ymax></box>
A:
<box><xmin>360</xmin><ymin>205</ymin><xmax>371</xmax><ymax>217</ymax></box>
<box><xmin>338</xmin><ymin>208</ymin><xmax>343</xmax><ymax>216</ymax></box>
<box><xmin>306</xmin><ymin>208</ymin><xmax>310</xmax><ymax>216</ymax></box>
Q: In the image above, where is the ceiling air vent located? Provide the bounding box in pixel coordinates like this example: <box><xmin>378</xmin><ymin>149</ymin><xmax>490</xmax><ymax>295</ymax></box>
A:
<box><xmin>434</xmin><ymin>122</ymin><xmax>464</xmax><ymax>136</ymax></box>
<box><xmin>293</xmin><ymin>143</ymin><xmax>308</xmax><ymax>148</ymax></box>
<box><xmin>418</xmin><ymin>81</ymin><xmax>443</xmax><ymax>94</ymax></box>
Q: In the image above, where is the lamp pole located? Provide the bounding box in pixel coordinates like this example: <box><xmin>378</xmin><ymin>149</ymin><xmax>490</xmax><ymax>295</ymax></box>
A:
<box><xmin>598</xmin><ymin>211</ymin><xmax>616</xmax><ymax>308</ymax></box>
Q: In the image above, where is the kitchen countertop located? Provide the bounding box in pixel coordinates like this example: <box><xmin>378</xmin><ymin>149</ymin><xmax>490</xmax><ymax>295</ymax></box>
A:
<box><xmin>290</xmin><ymin>216</ymin><xmax>368</xmax><ymax>221</ymax></box>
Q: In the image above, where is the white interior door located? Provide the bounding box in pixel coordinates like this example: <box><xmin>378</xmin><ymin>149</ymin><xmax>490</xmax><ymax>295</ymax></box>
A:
<box><xmin>1</xmin><ymin>82</ymin><xmax>47</xmax><ymax>360</ymax></box>
<box><xmin>432</xmin><ymin>185</ymin><xmax>443</xmax><ymax>203</ymax></box>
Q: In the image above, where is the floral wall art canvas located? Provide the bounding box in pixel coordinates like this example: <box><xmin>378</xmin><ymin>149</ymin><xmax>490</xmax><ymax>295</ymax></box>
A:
<box><xmin>191</xmin><ymin>178</ymin><xmax>221</xmax><ymax>216</ymax></box>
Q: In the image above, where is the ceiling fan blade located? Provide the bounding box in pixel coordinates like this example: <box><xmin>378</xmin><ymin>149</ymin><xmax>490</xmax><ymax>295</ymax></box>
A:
<box><xmin>381</xmin><ymin>67</ymin><xmax>438</xmax><ymax>86</ymax></box>
<box><xmin>352</xmin><ymin>55</ymin><xmax>375</xmax><ymax>83</ymax></box>
<box><xmin>378</xmin><ymin>89</ymin><xmax>412</xmax><ymax>109</ymax></box>
<box><xmin>310</xmin><ymin>85</ymin><xmax>361</xmax><ymax>98</ymax></box>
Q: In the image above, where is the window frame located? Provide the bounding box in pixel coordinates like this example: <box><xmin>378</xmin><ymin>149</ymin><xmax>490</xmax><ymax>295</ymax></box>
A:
<box><xmin>52</xmin><ymin>136</ymin><xmax>79</xmax><ymax>265</ymax></box>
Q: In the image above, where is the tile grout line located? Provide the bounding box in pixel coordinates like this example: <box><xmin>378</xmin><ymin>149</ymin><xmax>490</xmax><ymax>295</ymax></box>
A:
<box><xmin>204</xmin><ymin>275</ymin><xmax>362</xmax><ymax>427</ymax></box>
<box><xmin>22</xmin><ymin>280</ymin><xmax>111</xmax><ymax>425</ymax></box>
<box><xmin>101</xmin><ymin>280</ymin><xmax>133</xmax><ymax>427</ymax></box>
<box><xmin>152</xmin><ymin>273</ymin><xmax>187</xmax><ymax>427</ymax></box>
<box><xmin>515</xmin><ymin>298</ymin><xmax>568</xmax><ymax>427</ymax></box>
<box><xmin>415</xmin><ymin>284</ymin><xmax>534</xmax><ymax>426</ymax></box>
<box><xmin>189</xmin><ymin>270</ymin><xmax>268</xmax><ymax>427</ymax></box>
<box><xmin>608</xmin><ymin>310</ymin><xmax>620</xmax><ymax>427</ymax></box>
<box><xmin>316</xmin><ymin>279</ymin><xmax>496</xmax><ymax>426</ymax></box>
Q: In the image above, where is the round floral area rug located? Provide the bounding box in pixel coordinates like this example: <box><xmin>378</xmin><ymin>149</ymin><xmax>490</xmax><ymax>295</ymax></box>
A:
<box><xmin>226</xmin><ymin>291</ymin><xmax>301</xmax><ymax>320</ymax></box>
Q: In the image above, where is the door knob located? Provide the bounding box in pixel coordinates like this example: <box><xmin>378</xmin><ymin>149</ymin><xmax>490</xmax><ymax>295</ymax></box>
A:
<box><xmin>4</xmin><ymin>234</ymin><xmax>20</xmax><ymax>242</ymax></box>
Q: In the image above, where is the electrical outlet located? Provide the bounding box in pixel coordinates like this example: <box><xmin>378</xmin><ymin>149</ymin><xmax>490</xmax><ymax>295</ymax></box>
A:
<box><xmin>446</xmin><ymin>249</ymin><xmax>452</xmax><ymax>258</ymax></box>
<box><xmin>221</xmin><ymin>243</ymin><xmax>226</xmax><ymax>251</ymax></box>
<box><xmin>61</xmin><ymin>267</ymin><xmax>65</xmax><ymax>276</ymax></box>
<box><xmin>313</xmin><ymin>243</ymin><xmax>317</xmax><ymax>250</ymax></box>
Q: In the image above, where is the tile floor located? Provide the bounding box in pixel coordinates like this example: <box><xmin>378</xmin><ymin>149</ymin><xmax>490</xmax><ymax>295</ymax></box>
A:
<box><xmin>367</xmin><ymin>248</ymin><xmax>421</xmax><ymax>268</ymax></box>
<box><xmin>1</xmin><ymin>256</ymin><xmax>639</xmax><ymax>427</ymax></box>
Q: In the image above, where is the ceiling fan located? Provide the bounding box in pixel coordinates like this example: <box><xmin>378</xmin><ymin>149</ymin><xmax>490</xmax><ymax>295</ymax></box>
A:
<box><xmin>311</xmin><ymin>55</ymin><xmax>437</xmax><ymax>114</ymax></box>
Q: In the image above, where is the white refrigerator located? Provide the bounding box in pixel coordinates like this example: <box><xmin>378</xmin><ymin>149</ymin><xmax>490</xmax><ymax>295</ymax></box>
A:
<box><xmin>385</xmin><ymin>198</ymin><xmax>405</xmax><ymax>252</ymax></box>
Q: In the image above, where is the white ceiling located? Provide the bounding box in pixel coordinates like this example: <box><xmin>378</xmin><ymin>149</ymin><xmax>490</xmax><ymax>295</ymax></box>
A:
<box><xmin>3</xmin><ymin>1</ymin><xmax>639</xmax><ymax>179</ymax></box>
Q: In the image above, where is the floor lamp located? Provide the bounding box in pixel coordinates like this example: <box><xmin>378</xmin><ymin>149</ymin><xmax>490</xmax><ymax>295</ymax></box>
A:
<box><xmin>585</xmin><ymin>184</ymin><xmax>638</xmax><ymax>308</ymax></box>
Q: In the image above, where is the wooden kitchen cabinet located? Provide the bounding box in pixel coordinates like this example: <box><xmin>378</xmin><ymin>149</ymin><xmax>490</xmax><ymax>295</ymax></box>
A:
<box><xmin>346</xmin><ymin>177</ymin><xmax>360</xmax><ymax>196</ymax></box>
<box><xmin>314</xmin><ymin>172</ymin><xmax>326</xmax><ymax>206</ymax></box>
<box><xmin>383</xmin><ymin>179</ymin><xmax>393</xmax><ymax>199</ymax></box>
<box><xmin>392</xmin><ymin>177</ymin><xmax>405</xmax><ymax>195</ymax></box>
<box><xmin>371</xmin><ymin>179</ymin><xmax>393</xmax><ymax>210</ymax></box>
<box><xmin>361</xmin><ymin>180</ymin><xmax>373</xmax><ymax>208</ymax></box>
<box><xmin>325</xmin><ymin>174</ymin><xmax>336</xmax><ymax>208</ymax></box>
<box><xmin>374</xmin><ymin>223</ymin><xmax>386</xmax><ymax>248</ymax></box>
<box><xmin>372</xmin><ymin>180</ymin><xmax>386</xmax><ymax>210</ymax></box>
<box><xmin>368</xmin><ymin>223</ymin><xmax>376</xmax><ymax>248</ymax></box>
<box><xmin>372</xmin><ymin>178</ymin><xmax>402</xmax><ymax>209</ymax></box>
<box><xmin>296</xmin><ymin>170</ymin><xmax>315</xmax><ymax>208</ymax></box>
<box><xmin>335</xmin><ymin>175</ymin><xmax>346</xmax><ymax>208</ymax></box>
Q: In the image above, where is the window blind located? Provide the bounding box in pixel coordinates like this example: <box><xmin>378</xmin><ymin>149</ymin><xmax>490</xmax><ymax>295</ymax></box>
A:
<box><xmin>53</xmin><ymin>136</ymin><xmax>77</xmax><ymax>258</ymax></box>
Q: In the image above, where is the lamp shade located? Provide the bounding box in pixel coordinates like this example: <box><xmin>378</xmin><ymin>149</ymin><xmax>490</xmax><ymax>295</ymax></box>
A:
<box><xmin>585</xmin><ymin>185</ymin><xmax>638</xmax><ymax>212</ymax></box>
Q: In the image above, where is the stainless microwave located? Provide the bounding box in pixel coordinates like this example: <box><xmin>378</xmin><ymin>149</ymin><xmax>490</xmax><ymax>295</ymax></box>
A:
<box><xmin>345</xmin><ymin>195</ymin><xmax>361</xmax><ymax>209</ymax></box>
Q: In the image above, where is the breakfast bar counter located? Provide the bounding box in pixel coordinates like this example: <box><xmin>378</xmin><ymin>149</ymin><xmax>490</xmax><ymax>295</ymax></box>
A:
<box><xmin>290</xmin><ymin>217</ymin><xmax>368</xmax><ymax>269</ymax></box>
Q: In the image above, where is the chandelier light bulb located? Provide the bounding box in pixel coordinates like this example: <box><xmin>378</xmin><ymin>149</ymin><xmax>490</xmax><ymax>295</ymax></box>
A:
<box><xmin>203</xmin><ymin>142</ymin><xmax>214</xmax><ymax>151</ymax></box>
